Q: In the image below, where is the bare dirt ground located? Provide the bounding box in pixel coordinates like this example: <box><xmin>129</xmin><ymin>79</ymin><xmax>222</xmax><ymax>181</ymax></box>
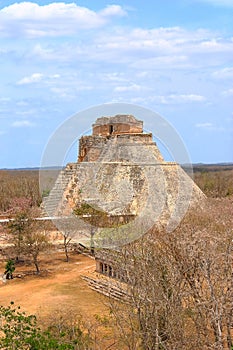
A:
<box><xmin>0</xmin><ymin>251</ymin><xmax>108</xmax><ymax>320</ymax></box>
<box><xmin>0</xmin><ymin>251</ymin><xmax>128</xmax><ymax>349</ymax></box>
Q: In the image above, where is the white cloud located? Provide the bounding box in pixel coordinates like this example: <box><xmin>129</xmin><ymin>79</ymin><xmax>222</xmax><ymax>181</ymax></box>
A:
<box><xmin>31</xmin><ymin>44</ymin><xmax>56</xmax><ymax>60</ymax></box>
<box><xmin>222</xmin><ymin>88</ymin><xmax>233</xmax><ymax>96</ymax></box>
<box><xmin>11</xmin><ymin>120</ymin><xmax>36</xmax><ymax>127</ymax></box>
<box><xmin>98</xmin><ymin>5</ymin><xmax>127</xmax><ymax>17</ymax></box>
<box><xmin>16</xmin><ymin>101</ymin><xmax>29</xmax><ymax>107</ymax></box>
<box><xmin>15</xmin><ymin>25</ymin><xmax>232</xmax><ymax>74</ymax></box>
<box><xmin>195</xmin><ymin>122</ymin><xmax>225</xmax><ymax>131</ymax></box>
<box><xmin>50</xmin><ymin>81</ymin><xmax>93</xmax><ymax>100</ymax></box>
<box><xmin>16</xmin><ymin>109</ymin><xmax>37</xmax><ymax>116</ymax></box>
<box><xmin>17</xmin><ymin>73</ymin><xmax>44</xmax><ymax>85</ymax></box>
<box><xmin>0</xmin><ymin>97</ymin><xmax>11</xmax><ymax>103</ymax></box>
<box><xmin>152</xmin><ymin>94</ymin><xmax>206</xmax><ymax>104</ymax></box>
<box><xmin>195</xmin><ymin>122</ymin><xmax>213</xmax><ymax>128</ymax></box>
<box><xmin>131</xmin><ymin>55</ymin><xmax>189</xmax><ymax>70</ymax></box>
<box><xmin>94</xmin><ymin>27</ymin><xmax>185</xmax><ymax>55</ymax></box>
<box><xmin>50</xmin><ymin>87</ymin><xmax>73</xmax><ymax>99</ymax></box>
<box><xmin>102</xmin><ymin>73</ymin><xmax>128</xmax><ymax>83</ymax></box>
<box><xmin>212</xmin><ymin>67</ymin><xmax>233</xmax><ymax>79</ymax></box>
<box><xmin>90</xmin><ymin>27</ymin><xmax>232</xmax><ymax>69</ymax></box>
<box><xmin>51</xmin><ymin>74</ymin><xmax>60</xmax><ymax>79</ymax></box>
<box><xmin>95</xmin><ymin>27</ymin><xmax>215</xmax><ymax>53</ymax></box>
<box><xmin>120</xmin><ymin>93</ymin><xmax>206</xmax><ymax>105</ymax></box>
<box><xmin>114</xmin><ymin>84</ymin><xmax>144</xmax><ymax>92</ymax></box>
<box><xmin>16</xmin><ymin>72</ymin><xmax>60</xmax><ymax>85</ymax></box>
<box><xmin>0</xmin><ymin>2</ymin><xmax>126</xmax><ymax>38</ymax></box>
<box><xmin>198</xmin><ymin>39</ymin><xmax>232</xmax><ymax>53</ymax></box>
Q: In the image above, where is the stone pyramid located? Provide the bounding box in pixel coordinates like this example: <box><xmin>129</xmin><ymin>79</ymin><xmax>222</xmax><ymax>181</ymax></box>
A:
<box><xmin>42</xmin><ymin>115</ymin><xmax>205</xmax><ymax>247</ymax></box>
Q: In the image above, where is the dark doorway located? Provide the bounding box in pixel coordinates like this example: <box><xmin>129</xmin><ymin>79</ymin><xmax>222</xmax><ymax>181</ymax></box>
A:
<box><xmin>109</xmin><ymin>125</ymin><xmax>114</xmax><ymax>134</ymax></box>
<box><xmin>109</xmin><ymin>265</ymin><xmax>112</xmax><ymax>277</ymax></box>
<box><xmin>100</xmin><ymin>262</ymin><xmax>103</xmax><ymax>273</ymax></box>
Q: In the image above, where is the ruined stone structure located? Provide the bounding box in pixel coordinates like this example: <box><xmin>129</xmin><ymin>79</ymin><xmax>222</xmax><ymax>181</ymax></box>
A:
<box><xmin>92</xmin><ymin>114</ymin><xmax>143</xmax><ymax>136</ymax></box>
<box><xmin>78</xmin><ymin>114</ymin><xmax>162</xmax><ymax>163</ymax></box>
<box><xmin>42</xmin><ymin>114</ymin><xmax>205</xmax><ymax>279</ymax></box>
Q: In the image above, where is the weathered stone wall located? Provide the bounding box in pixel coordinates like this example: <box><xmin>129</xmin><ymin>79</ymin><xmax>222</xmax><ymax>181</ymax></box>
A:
<box><xmin>92</xmin><ymin>114</ymin><xmax>143</xmax><ymax>136</ymax></box>
<box><xmin>78</xmin><ymin>136</ymin><xmax>107</xmax><ymax>162</ymax></box>
<box><xmin>93</xmin><ymin>123</ymin><xmax>143</xmax><ymax>136</ymax></box>
<box><xmin>78</xmin><ymin>132</ymin><xmax>163</xmax><ymax>163</ymax></box>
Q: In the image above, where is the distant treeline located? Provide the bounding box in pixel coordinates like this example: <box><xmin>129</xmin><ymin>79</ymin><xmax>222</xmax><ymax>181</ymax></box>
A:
<box><xmin>193</xmin><ymin>163</ymin><xmax>233</xmax><ymax>172</ymax></box>
<box><xmin>194</xmin><ymin>169</ymin><xmax>233</xmax><ymax>198</ymax></box>
<box><xmin>0</xmin><ymin>165</ymin><xmax>233</xmax><ymax>213</ymax></box>
<box><xmin>192</xmin><ymin>163</ymin><xmax>233</xmax><ymax>198</ymax></box>
<box><xmin>0</xmin><ymin>170</ymin><xmax>41</xmax><ymax>212</ymax></box>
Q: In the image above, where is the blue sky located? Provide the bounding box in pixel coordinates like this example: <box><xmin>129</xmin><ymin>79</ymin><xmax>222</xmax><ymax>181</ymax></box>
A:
<box><xmin>0</xmin><ymin>0</ymin><xmax>232</xmax><ymax>168</ymax></box>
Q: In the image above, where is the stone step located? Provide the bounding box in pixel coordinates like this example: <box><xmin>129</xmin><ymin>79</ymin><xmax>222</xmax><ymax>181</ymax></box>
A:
<box><xmin>82</xmin><ymin>275</ymin><xmax>131</xmax><ymax>301</ymax></box>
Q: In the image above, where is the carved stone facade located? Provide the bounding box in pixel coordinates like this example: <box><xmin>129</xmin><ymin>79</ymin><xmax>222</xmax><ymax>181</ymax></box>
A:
<box><xmin>95</xmin><ymin>248</ymin><xmax>128</xmax><ymax>281</ymax></box>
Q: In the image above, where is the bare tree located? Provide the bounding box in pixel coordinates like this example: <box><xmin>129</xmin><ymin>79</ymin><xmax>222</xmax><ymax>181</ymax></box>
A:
<box><xmin>62</xmin><ymin>230</ymin><xmax>74</xmax><ymax>262</ymax></box>
<box><xmin>108</xmin><ymin>198</ymin><xmax>233</xmax><ymax>350</ymax></box>
<box><xmin>7</xmin><ymin>204</ymin><xmax>50</xmax><ymax>273</ymax></box>
<box><xmin>21</xmin><ymin>225</ymin><xmax>50</xmax><ymax>274</ymax></box>
<box><xmin>168</xmin><ymin>198</ymin><xmax>233</xmax><ymax>350</ymax></box>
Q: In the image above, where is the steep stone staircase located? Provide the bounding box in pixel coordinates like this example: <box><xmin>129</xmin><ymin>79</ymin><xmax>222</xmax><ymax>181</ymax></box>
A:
<box><xmin>42</xmin><ymin>163</ymin><xmax>78</xmax><ymax>217</ymax></box>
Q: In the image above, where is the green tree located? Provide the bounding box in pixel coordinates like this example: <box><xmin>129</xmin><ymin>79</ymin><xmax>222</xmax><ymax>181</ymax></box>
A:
<box><xmin>4</xmin><ymin>259</ymin><xmax>15</xmax><ymax>279</ymax></box>
<box><xmin>0</xmin><ymin>302</ymin><xmax>92</xmax><ymax>349</ymax></box>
